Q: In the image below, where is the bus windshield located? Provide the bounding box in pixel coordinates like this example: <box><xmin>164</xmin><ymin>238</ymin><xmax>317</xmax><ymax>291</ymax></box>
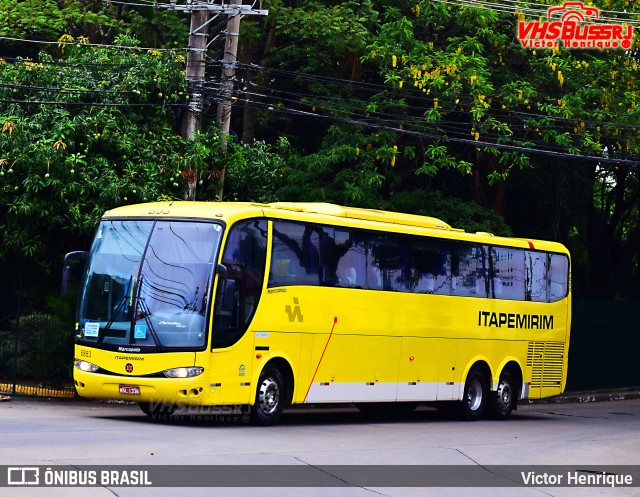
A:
<box><xmin>77</xmin><ymin>219</ymin><xmax>223</xmax><ymax>349</ymax></box>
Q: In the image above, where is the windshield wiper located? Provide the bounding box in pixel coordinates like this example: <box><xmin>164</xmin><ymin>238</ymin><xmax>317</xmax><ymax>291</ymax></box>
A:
<box><xmin>99</xmin><ymin>276</ymin><xmax>133</xmax><ymax>340</ymax></box>
<box><xmin>133</xmin><ymin>274</ymin><xmax>162</xmax><ymax>347</ymax></box>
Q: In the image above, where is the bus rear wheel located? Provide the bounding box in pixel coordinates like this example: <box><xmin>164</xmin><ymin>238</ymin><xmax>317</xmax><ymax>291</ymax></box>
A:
<box><xmin>251</xmin><ymin>366</ymin><xmax>286</xmax><ymax>426</ymax></box>
<box><xmin>489</xmin><ymin>371</ymin><xmax>517</xmax><ymax>420</ymax></box>
<box><xmin>459</xmin><ymin>367</ymin><xmax>488</xmax><ymax>421</ymax></box>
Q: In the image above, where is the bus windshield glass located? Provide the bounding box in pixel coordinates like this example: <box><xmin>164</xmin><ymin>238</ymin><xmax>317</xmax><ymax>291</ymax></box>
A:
<box><xmin>77</xmin><ymin>219</ymin><xmax>222</xmax><ymax>349</ymax></box>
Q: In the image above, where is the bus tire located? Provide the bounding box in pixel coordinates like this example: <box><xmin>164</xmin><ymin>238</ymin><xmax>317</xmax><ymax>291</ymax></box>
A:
<box><xmin>459</xmin><ymin>367</ymin><xmax>488</xmax><ymax>421</ymax></box>
<box><xmin>139</xmin><ymin>401</ymin><xmax>176</xmax><ymax>419</ymax></box>
<box><xmin>251</xmin><ymin>366</ymin><xmax>286</xmax><ymax>426</ymax></box>
<box><xmin>489</xmin><ymin>371</ymin><xmax>517</xmax><ymax>420</ymax></box>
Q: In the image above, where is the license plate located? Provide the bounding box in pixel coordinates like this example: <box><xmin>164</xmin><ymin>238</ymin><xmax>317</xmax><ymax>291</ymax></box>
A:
<box><xmin>119</xmin><ymin>385</ymin><xmax>140</xmax><ymax>395</ymax></box>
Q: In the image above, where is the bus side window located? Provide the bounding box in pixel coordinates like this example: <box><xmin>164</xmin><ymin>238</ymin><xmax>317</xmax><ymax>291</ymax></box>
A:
<box><xmin>525</xmin><ymin>251</ymin><xmax>548</xmax><ymax>302</ymax></box>
<box><xmin>451</xmin><ymin>244</ymin><xmax>488</xmax><ymax>297</ymax></box>
<box><xmin>269</xmin><ymin>221</ymin><xmax>320</xmax><ymax>287</ymax></box>
<box><xmin>548</xmin><ymin>253</ymin><xmax>569</xmax><ymax>302</ymax></box>
<box><xmin>410</xmin><ymin>238</ymin><xmax>450</xmax><ymax>294</ymax></box>
<box><xmin>490</xmin><ymin>247</ymin><xmax>525</xmax><ymax>301</ymax></box>
<box><xmin>319</xmin><ymin>227</ymin><xmax>358</xmax><ymax>287</ymax></box>
<box><xmin>334</xmin><ymin>234</ymin><xmax>366</xmax><ymax>288</ymax></box>
<box><xmin>368</xmin><ymin>234</ymin><xmax>409</xmax><ymax>292</ymax></box>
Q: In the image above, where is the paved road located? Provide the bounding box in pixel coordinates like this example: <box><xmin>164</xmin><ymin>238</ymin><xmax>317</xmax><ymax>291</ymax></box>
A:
<box><xmin>1</xmin><ymin>398</ymin><xmax>639</xmax><ymax>496</ymax></box>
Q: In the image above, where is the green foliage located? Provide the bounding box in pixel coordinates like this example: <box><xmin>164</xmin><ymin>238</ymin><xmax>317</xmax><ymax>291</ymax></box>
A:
<box><xmin>224</xmin><ymin>137</ymin><xmax>289</xmax><ymax>203</ymax></box>
<box><xmin>1</xmin><ymin>0</ymin><xmax>638</xmax><ymax>299</ymax></box>
<box><xmin>0</xmin><ymin>0</ymin><xmax>186</xmax><ymax>46</ymax></box>
<box><xmin>384</xmin><ymin>190</ymin><xmax>512</xmax><ymax>236</ymax></box>
<box><xmin>0</xmin><ymin>41</ymin><xmax>202</xmax><ymax>266</ymax></box>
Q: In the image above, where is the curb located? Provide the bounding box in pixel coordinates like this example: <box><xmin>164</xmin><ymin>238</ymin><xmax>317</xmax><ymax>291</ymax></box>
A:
<box><xmin>530</xmin><ymin>387</ymin><xmax>640</xmax><ymax>404</ymax></box>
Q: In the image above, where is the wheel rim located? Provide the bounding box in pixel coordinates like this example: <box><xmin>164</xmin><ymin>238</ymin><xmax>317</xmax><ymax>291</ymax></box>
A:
<box><xmin>258</xmin><ymin>377</ymin><xmax>280</xmax><ymax>415</ymax></box>
<box><xmin>496</xmin><ymin>381</ymin><xmax>512</xmax><ymax>412</ymax></box>
<box><xmin>466</xmin><ymin>378</ymin><xmax>483</xmax><ymax>412</ymax></box>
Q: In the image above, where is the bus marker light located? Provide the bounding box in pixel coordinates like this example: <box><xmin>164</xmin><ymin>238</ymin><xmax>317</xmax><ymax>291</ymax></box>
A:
<box><xmin>256</xmin><ymin>354</ymin><xmax>262</xmax><ymax>359</ymax></box>
<box><xmin>410</xmin><ymin>356</ymin><xmax>415</xmax><ymax>361</ymax></box>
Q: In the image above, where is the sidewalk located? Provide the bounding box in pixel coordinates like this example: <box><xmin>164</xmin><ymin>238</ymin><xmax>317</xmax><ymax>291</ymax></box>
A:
<box><xmin>531</xmin><ymin>386</ymin><xmax>640</xmax><ymax>404</ymax></box>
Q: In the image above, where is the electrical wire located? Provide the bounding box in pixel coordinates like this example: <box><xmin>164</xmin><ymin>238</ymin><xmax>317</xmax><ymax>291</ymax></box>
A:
<box><xmin>1</xmin><ymin>1</ymin><xmax>638</xmax><ymax>164</ymax></box>
<box><xmin>431</xmin><ymin>0</ymin><xmax>640</xmax><ymax>27</ymax></box>
<box><xmin>0</xmin><ymin>98</ymin><xmax>179</xmax><ymax>107</ymax></box>
<box><xmin>0</xmin><ymin>35</ymin><xmax>187</xmax><ymax>52</ymax></box>
<box><xmin>221</xmin><ymin>94</ymin><xmax>640</xmax><ymax>166</ymax></box>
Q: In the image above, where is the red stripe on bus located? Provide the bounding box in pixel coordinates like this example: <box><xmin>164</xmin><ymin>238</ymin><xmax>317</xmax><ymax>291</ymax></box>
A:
<box><xmin>304</xmin><ymin>316</ymin><xmax>338</xmax><ymax>402</ymax></box>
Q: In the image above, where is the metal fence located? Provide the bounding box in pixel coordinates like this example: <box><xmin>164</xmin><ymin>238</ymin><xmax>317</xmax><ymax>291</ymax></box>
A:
<box><xmin>567</xmin><ymin>299</ymin><xmax>640</xmax><ymax>391</ymax></box>
<box><xmin>0</xmin><ymin>265</ymin><xmax>75</xmax><ymax>398</ymax></box>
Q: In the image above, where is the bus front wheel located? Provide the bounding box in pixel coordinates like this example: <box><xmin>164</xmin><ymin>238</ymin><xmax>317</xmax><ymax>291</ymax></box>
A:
<box><xmin>459</xmin><ymin>367</ymin><xmax>488</xmax><ymax>421</ymax></box>
<box><xmin>251</xmin><ymin>366</ymin><xmax>286</xmax><ymax>426</ymax></box>
<box><xmin>139</xmin><ymin>401</ymin><xmax>176</xmax><ymax>419</ymax></box>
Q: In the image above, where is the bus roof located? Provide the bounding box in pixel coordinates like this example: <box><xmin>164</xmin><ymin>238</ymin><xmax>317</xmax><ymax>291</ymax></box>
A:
<box><xmin>103</xmin><ymin>201</ymin><xmax>568</xmax><ymax>254</ymax></box>
<box><xmin>103</xmin><ymin>201</ymin><xmax>451</xmax><ymax>230</ymax></box>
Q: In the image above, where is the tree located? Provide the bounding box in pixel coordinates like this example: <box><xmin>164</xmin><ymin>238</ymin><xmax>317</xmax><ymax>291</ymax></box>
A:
<box><xmin>364</xmin><ymin>0</ymin><xmax>640</xmax><ymax>297</ymax></box>
<box><xmin>0</xmin><ymin>36</ymin><xmax>208</xmax><ymax>267</ymax></box>
<box><xmin>232</xmin><ymin>0</ymin><xmax>522</xmax><ymax>233</ymax></box>
<box><xmin>0</xmin><ymin>0</ymin><xmax>187</xmax><ymax>47</ymax></box>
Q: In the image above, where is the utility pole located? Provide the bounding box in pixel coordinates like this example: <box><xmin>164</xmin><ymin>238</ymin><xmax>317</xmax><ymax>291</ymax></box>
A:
<box><xmin>165</xmin><ymin>1</ymin><xmax>268</xmax><ymax>201</ymax></box>
<box><xmin>182</xmin><ymin>9</ymin><xmax>209</xmax><ymax>142</ymax></box>
<box><xmin>215</xmin><ymin>0</ymin><xmax>242</xmax><ymax>201</ymax></box>
<box><xmin>182</xmin><ymin>8</ymin><xmax>209</xmax><ymax>200</ymax></box>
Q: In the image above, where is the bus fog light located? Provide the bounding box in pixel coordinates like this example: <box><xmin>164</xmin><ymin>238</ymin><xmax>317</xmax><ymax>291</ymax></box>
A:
<box><xmin>163</xmin><ymin>367</ymin><xmax>204</xmax><ymax>378</ymax></box>
<box><xmin>74</xmin><ymin>359</ymin><xmax>99</xmax><ymax>372</ymax></box>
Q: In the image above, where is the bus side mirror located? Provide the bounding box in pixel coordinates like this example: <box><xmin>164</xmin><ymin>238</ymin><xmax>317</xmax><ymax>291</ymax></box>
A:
<box><xmin>216</xmin><ymin>263</ymin><xmax>228</xmax><ymax>279</ymax></box>
<box><xmin>61</xmin><ymin>251</ymin><xmax>88</xmax><ymax>296</ymax></box>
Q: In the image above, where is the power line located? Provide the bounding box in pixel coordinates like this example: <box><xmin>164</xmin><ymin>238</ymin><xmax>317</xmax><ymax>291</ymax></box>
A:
<box><xmin>0</xmin><ymin>97</ymin><xmax>178</xmax><ymax>107</ymax></box>
<box><xmin>0</xmin><ymin>35</ymin><xmax>187</xmax><ymax>52</ymax></box>
<box><xmin>229</xmin><ymin>94</ymin><xmax>640</xmax><ymax>166</ymax></box>
<box><xmin>432</xmin><ymin>0</ymin><xmax>640</xmax><ymax>27</ymax></box>
<box><xmin>1</xmin><ymin>2</ymin><xmax>637</xmax><ymax>165</ymax></box>
<box><xmin>3</xmin><ymin>55</ymin><xmax>637</xmax><ymax>162</ymax></box>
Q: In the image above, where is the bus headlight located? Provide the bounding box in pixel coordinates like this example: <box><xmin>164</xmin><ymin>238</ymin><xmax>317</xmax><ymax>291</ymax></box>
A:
<box><xmin>74</xmin><ymin>359</ymin><xmax>99</xmax><ymax>372</ymax></box>
<box><xmin>163</xmin><ymin>367</ymin><xmax>204</xmax><ymax>378</ymax></box>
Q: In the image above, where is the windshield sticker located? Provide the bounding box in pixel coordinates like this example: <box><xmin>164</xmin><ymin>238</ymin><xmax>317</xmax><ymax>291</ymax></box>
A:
<box><xmin>134</xmin><ymin>325</ymin><xmax>147</xmax><ymax>339</ymax></box>
<box><xmin>84</xmin><ymin>322</ymin><xmax>99</xmax><ymax>337</ymax></box>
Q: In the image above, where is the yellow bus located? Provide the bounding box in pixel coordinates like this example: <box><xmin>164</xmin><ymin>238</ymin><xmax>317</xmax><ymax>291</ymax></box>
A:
<box><xmin>68</xmin><ymin>201</ymin><xmax>571</xmax><ymax>425</ymax></box>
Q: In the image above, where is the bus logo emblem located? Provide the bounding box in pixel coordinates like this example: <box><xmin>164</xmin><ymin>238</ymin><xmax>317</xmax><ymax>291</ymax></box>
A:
<box><xmin>125</xmin><ymin>363</ymin><xmax>134</xmax><ymax>373</ymax></box>
<box><xmin>285</xmin><ymin>298</ymin><xmax>304</xmax><ymax>323</ymax></box>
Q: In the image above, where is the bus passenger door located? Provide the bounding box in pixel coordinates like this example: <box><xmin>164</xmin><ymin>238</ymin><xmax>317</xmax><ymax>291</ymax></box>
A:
<box><xmin>206</xmin><ymin>337</ymin><xmax>256</xmax><ymax>407</ymax></box>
